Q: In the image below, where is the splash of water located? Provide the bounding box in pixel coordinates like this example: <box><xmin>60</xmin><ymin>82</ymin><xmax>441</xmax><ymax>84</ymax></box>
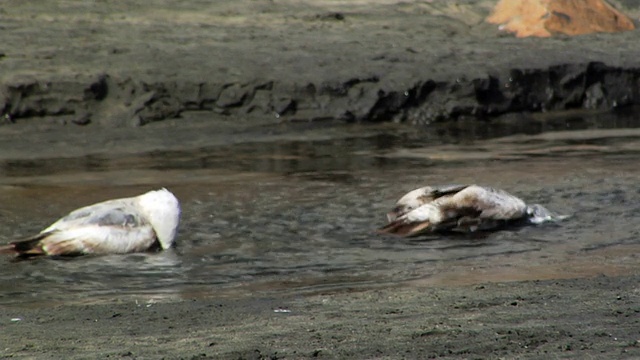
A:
<box><xmin>526</xmin><ymin>204</ymin><xmax>569</xmax><ymax>224</ymax></box>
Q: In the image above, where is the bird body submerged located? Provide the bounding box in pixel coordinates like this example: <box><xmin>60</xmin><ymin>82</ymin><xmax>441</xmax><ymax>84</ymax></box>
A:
<box><xmin>379</xmin><ymin>184</ymin><xmax>561</xmax><ymax>237</ymax></box>
<box><xmin>0</xmin><ymin>189</ymin><xmax>180</xmax><ymax>258</ymax></box>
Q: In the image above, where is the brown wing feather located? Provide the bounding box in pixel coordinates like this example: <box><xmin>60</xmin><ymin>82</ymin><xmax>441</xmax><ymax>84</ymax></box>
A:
<box><xmin>430</xmin><ymin>184</ymin><xmax>469</xmax><ymax>199</ymax></box>
<box><xmin>0</xmin><ymin>244</ymin><xmax>18</xmax><ymax>255</ymax></box>
<box><xmin>377</xmin><ymin>220</ymin><xmax>432</xmax><ymax>237</ymax></box>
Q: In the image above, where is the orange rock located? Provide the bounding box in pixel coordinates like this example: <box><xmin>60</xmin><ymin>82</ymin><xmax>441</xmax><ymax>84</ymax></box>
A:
<box><xmin>486</xmin><ymin>0</ymin><xmax>635</xmax><ymax>38</ymax></box>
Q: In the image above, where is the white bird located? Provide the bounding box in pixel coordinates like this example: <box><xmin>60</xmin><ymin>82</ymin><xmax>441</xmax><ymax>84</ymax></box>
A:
<box><xmin>378</xmin><ymin>184</ymin><xmax>563</xmax><ymax>237</ymax></box>
<box><xmin>0</xmin><ymin>188</ymin><xmax>180</xmax><ymax>258</ymax></box>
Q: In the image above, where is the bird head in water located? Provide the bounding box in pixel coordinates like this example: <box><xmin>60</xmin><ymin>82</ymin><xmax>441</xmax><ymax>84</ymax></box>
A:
<box><xmin>136</xmin><ymin>188</ymin><xmax>181</xmax><ymax>250</ymax></box>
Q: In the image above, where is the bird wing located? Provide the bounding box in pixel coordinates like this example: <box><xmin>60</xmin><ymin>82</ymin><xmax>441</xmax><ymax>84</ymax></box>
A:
<box><xmin>377</xmin><ymin>220</ymin><xmax>432</xmax><ymax>237</ymax></box>
<box><xmin>443</xmin><ymin>185</ymin><xmax>527</xmax><ymax>221</ymax></box>
<box><xmin>43</xmin><ymin>199</ymin><xmax>148</xmax><ymax>233</ymax></box>
<box><xmin>38</xmin><ymin>225</ymin><xmax>158</xmax><ymax>255</ymax></box>
<box><xmin>378</xmin><ymin>204</ymin><xmax>442</xmax><ymax>237</ymax></box>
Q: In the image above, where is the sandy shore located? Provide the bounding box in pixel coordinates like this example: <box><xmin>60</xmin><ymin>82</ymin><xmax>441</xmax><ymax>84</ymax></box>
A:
<box><xmin>2</xmin><ymin>275</ymin><xmax>639</xmax><ymax>359</ymax></box>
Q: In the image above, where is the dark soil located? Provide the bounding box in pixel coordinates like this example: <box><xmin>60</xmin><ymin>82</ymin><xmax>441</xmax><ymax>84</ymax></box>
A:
<box><xmin>2</xmin><ymin>0</ymin><xmax>640</xmax><ymax>131</ymax></box>
<box><xmin>2</xmin><ymin>276</ymin><xmax>639</xmax><ymax>359</ymax></box>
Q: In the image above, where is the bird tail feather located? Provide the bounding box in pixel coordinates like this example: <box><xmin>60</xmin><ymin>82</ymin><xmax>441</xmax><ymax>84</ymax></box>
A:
<box><xmin>0</xmin><ymin>232</ymin><xmax>52</xmax><ymax>257</ymax></box>
<box><xmin>377</xmin><ymin>221</ymin><xmax>431</xmax><ymax>237</ymax></box>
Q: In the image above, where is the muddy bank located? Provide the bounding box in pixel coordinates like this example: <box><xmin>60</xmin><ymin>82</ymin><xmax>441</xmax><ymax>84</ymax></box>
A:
<box><xmin>1</xmin><ymin>0</ymin><xmax>640</xmax><ymax>130</ymax></box>
<box><xmin>2</xmin><ymin>275</ymin><xmax>639</xmax><ymax>359</ymax></box>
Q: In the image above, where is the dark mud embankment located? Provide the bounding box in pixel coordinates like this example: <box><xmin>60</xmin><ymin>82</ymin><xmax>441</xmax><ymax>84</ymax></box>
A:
<box><xmin>1</xmin><ymin>1</ymin><xmax>640</xmax><ymax>130</ymax></box>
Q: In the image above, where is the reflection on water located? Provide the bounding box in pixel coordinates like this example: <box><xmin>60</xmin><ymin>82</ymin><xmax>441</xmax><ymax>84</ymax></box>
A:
<box><xmin>1</xmin><ymin>110</ymin><xmax>640</xmax><ymax>307</ymax></box>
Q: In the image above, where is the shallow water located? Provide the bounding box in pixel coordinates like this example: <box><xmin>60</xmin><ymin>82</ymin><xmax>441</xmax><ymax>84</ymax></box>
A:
<box><xmin>1</xmin><ymin>111</ymin><xmax>640</xmax><ymax>307</ymax></box>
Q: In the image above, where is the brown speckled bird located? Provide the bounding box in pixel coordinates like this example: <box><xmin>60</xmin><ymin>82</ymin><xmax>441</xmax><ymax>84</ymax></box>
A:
<box><xmin>379</xmin><ymin>184</ymin><xmax>562</xmax><ymax>237</ymax></box>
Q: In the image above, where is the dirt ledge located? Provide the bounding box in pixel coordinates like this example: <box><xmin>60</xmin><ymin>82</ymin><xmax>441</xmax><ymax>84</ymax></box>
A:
<box><xmin>1</xmin><ymin>1</ymin><xmax>639</xmax><ymax>129</ymax></box>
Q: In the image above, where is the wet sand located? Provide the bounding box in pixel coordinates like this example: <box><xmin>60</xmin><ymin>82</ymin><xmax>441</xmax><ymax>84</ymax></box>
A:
<box><xmin>2</xmin><ymin>274</ymin><xmax>640</xmax><ymax>359</ymax></box>
<box><xmin>2</xmin><ymin>1</ymin><xmax>640</xmax><ymax>359</ymax></box>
